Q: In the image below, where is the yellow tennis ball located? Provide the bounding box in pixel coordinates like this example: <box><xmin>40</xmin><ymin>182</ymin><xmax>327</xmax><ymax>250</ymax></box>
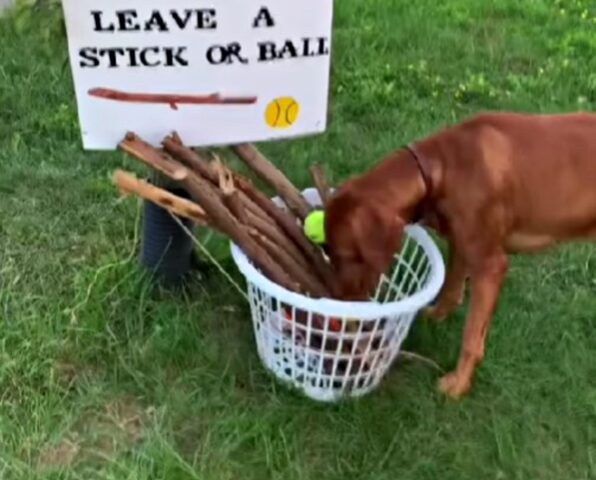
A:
<box><xmin>304</xmin><ymin>210</ymin><xmax>326</xmax><ymax>245</ymax></box>
<box><xmin>265</xmin><ymin>97</ymin><xmax>300</xmax><ymax>129</ymax></box>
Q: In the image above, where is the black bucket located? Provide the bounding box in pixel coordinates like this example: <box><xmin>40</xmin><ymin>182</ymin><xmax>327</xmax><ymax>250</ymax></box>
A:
<box><xmin>140</xmin><ymin>177</ymin><xmax>195</xmax><ymax>288</ymax></box>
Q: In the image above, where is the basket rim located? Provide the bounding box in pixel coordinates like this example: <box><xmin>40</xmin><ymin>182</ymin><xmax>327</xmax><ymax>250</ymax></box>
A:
<box><xmin>229</xmin><ymin>188</ymin><xmax>445</xmax><ymax>319</ymax></box>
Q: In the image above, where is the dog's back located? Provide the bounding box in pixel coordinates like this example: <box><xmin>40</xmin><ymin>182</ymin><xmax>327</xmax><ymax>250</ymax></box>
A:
<box><xmin>430</xmin><ymin>112</ymin><xmax>596</xmax><ymax>247</ymax></box>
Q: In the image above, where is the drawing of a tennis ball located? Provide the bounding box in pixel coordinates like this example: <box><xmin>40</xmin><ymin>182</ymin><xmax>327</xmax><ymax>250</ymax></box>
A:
<box><xmin>304</xmin><ymin>210</ymin><xmax>325</xmax><ymax>245</ymax></box>
<box><xmin>265</xmin><ymin>97</ymin><xmax>300</xmax><ymax>128</ymax></box>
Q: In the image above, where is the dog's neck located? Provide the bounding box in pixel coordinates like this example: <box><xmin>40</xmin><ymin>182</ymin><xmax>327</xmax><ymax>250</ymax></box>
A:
<box><xmin>362</xmin><ymin>147</ymin><xmax>438</xmax><ymax>224</ymax></box>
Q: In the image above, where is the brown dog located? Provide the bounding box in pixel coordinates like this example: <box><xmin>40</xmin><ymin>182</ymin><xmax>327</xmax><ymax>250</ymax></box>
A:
<box><xmin>324</xmin><ymin>112</ymin><xmax>596</xmax><ymax>399</ymax></box>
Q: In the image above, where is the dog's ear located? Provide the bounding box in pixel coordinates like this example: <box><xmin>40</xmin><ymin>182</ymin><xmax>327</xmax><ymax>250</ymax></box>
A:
<box><xmin>353</xmin><ymin>206</ymin><xmax>405</xmax><ymax>273</ymax></box>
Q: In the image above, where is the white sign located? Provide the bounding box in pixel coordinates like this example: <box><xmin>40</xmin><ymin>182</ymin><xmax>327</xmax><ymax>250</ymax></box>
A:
<box><xmin>61</xmin><ymin>0</ymin><xmax>334</xmax><ymax>150</ymax></box>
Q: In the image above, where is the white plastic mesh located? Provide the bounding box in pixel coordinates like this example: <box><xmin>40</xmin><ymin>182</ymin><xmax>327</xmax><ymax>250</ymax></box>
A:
<box><xmin>245</xmin><ymin>231</ymin><xmax>434</xmax><ymax>402</ymax></box>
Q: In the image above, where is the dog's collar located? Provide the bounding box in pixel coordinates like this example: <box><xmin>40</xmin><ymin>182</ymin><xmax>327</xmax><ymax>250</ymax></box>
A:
<box><xmin>403</xmin><ymin>143</ymin><xmax>433</xmax><ymax>221</ymax></box>
<box><xmin>403</xmin><ymin>143</ymin><xmax>433</xmax><ymax>197</ymax></box>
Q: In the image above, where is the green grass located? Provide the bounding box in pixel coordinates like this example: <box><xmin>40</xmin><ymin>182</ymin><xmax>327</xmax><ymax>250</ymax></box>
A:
<box><xmin>1</xmin><ymin>0</ymin><xmax>596</xmax><ymax>478</ymax></box>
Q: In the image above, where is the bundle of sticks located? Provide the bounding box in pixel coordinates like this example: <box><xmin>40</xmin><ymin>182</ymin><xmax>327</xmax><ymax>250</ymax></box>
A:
<box><xmin>114</xmin><ymin>131</ymin><xmax>335</xmax><ymax>299</ymax></box>
<box><xmin>113</xmin><ymin>133</ymin><xmax>440</xmax><ymax>379</ymax></box>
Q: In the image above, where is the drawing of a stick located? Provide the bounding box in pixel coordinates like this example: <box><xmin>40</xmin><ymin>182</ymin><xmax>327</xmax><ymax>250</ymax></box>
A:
<box><xmin>88</xmin><ymin>88</ymin><xmax>258</xmax><ymax>110</ymax></box>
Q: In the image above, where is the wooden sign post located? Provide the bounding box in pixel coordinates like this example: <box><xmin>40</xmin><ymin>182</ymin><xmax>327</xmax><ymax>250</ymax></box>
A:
<box><xmin>61</xmin><ymin>0</ymin><xmax>334</xmax><ymax>286</ymax></box>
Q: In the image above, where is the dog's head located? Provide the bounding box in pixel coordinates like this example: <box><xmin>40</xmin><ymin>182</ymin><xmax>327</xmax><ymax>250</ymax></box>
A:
<box><xmin>324</xmin><ymin>187</ymin><xmax>405</xmax><ymax>301</ymax></box>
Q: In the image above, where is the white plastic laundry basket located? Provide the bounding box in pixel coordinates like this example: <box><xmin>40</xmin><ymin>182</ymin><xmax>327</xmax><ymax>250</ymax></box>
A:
<box><xmin>230</xmin><ymin>188</ymin><xmax>445</xmax><ymax>402</ymax></box>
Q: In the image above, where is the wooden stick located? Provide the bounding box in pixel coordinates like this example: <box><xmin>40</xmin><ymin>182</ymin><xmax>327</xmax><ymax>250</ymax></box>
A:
<box><xmin>243</xmin><ymin>194</ymin><xmax>276</xmax><ymax>226</ymax></box>
<box><xmin>234</xmin><ymin>175</ymin><xmax>334</xmax><ymax>288</ymax></box>
<box><xmin>163</xmin><ymin>135</ymin><xmax>277</xmax><ymax>228</ymax></box>
<box><xmin>207</xmin><ymin>152</ymin><xmax>315</xmax><ymax>272</ymax></box>
<box><xmin>163</xmin><ymin>135</ymin><xmax>314</xmax><ymax>279</ymax></box>
<box><xmin>120</xmin><ymin>132</ymin><xmax>232</xmax><ymax>205</ymax></box>
<box><xmin>162</xmin><ymin>134</ymin><xmax>219</xmax><ymax>183</ymax></box>
<box><xmin>309</xmin><ymin>164</ymin><xmax>332</xmax><ymax>207</ymax></box>
<box><xmin>119</xmin><ymin>133</ymin><xmax>302</xmax><ymax>294</ymax></box>
<box><xmin>113</xmin><ymin>169</ymin><xmax>209</xmax><ymax>225</ymax></box>
<box><xmin>212</xmin><ymin>156</ymin><xmax>322</xmax><ymax>293</ymax></box>
<box><xmin>119</xmin><ymin>133</ymin><xmax>188</xmax><ymax>181</ymax></box>
<box><xmin>213</xmin><ymin>159</ymin><xmax>250</xmax><ymax>225</ymax></box>
<box><xmin>251</xmin><ymin>230</ymin><xmax>330</xmax><ymax>298</ymax></box>
<box><xmin>231</xmin><ymin>143</ymin><xmax>312</xmax><ymax>220</ymax></box>
<box><xmin>89</xmin><ymin>88</ymin><xmax>257</xmax><ymax>110</ymax></box>
<box><xmin>245</xmin><ymin>209</ymin><xmax>311</xmax><ymax>272</ymax></box>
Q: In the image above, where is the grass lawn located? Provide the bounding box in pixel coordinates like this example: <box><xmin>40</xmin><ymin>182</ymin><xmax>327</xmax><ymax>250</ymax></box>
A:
<box><xmin>1</xmin><ymin>0</ymin><xmax>596</xmax><ymax>478</ymax></box>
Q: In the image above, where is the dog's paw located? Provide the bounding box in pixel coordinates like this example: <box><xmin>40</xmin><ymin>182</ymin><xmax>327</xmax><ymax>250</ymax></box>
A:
<box><xmin>438</xmin><ymin>371</ymin><xmax>471</xmax><ymax>399</ymax></box>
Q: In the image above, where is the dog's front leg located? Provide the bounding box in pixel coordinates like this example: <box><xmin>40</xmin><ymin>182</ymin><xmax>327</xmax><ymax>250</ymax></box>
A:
<box><xmin>438</xmin><ymin>252</ymin><xmax>508</xmax><ymax>399</ymax></box>
<box><xmin>424</xmin><ymin>236</ymin><xmax>467</xmax><ymax>321</ymax></box>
